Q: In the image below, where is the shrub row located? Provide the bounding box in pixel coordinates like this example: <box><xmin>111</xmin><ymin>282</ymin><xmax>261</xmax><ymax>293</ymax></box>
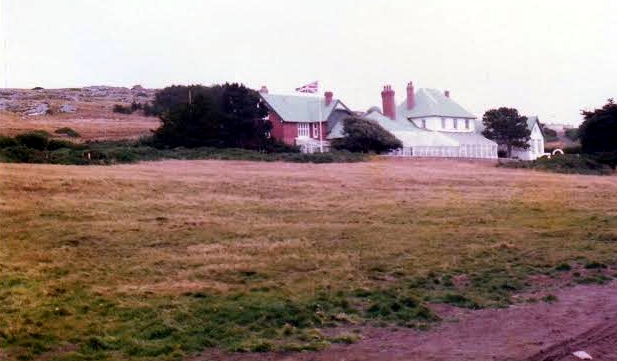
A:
<box><xmin>499</xmin><ymin>154</ymin><xmax>613</xmax><ymax>175</ymax></box>
<box><xmin>0</xmin><ymin>133</ymin><xmax>367</xmax><ymax>165</ymax></box>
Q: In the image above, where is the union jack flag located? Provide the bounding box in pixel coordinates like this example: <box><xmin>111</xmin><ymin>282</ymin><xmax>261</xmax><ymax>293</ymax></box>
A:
<box><xmin>295</xmin><ymin>81</ymin><xmax>319</xmax><ymax>93</ymax></box>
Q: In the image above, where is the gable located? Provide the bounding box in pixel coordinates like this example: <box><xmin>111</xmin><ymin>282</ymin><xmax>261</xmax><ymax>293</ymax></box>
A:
<box><xmin>527</xmin><ymin>116</ymin><xmax>545</xmax><ymax>140</ymax></box>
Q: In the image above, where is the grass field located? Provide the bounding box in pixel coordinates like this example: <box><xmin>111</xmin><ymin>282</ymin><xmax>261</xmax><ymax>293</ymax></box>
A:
<box><xmin>1</xmin><ymin>159</ymin><xmax>616</xmax><ymax>360</ymax></box>
<box><xmin>0</xmin><ymin>110</ymin><xmax>160</xmax><ymax>141</ymax></box>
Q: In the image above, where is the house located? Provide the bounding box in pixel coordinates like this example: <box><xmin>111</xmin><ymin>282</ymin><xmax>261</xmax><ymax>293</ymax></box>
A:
<box><xmin>258</xmin><ymin>86</ymin><xmax>353</xmax><ymax>153</ymax></box>
<box><xmin>510</xmin><ymin>116</ymin><xmax>545</xmax><ymax>160</ymax></box>
<box><xmin>330</xmin><ymin>82</ymin><xmax>498</xmax><ymax>158</ymax></box>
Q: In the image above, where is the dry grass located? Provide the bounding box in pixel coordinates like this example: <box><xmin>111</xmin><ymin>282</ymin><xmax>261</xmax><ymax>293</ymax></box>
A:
<box><xmin>0</xmin><ymin>107</ymin><xmax>160</xmax><ymax>141</ymax></box>
<box><xmin>1</xmin><ymin>158</ymin><xmax>616</xmax><ymax>359</ymax></box>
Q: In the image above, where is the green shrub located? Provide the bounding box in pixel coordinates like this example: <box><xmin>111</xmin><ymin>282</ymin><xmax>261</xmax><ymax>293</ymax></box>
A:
<box><xmin>113</xmin><ymin>104</ymin><xmax>134</xmax><ymax>114</ymax></box>
<box><xmin>15</xmin><ymin>132</ymin><xmax>50</xmax><ymax>150</ymax></box>
<box><xmin>54</xmin><ymin>127</ymin><xmax>81</xmax><ymax>138</ymax></box>
<box><xmin>542</xmin><ymin>294</ymin><xmax>558</xmax><ymax>303</ymax></box>
<box><xmin>554</xmin><ymin>263</ymin><xmax>571</xmax><ymax>271</ymax></box>
<box><xmin>48</xmin><ymin>139</ymin><xmax>83</xmax><ymax>151</ymax></box>
<box><xmin>563</xmin><ymin>145</ymin><xmax>581</xmax><ymax>154</ymax></box>
<box><xmin>332</xmin><ymin>117</ymin><xmax>402</xmax><ymax>153</ymax></box>
<box><xmin>0</xmin><ymin>146</ymin><xmax>46</xmax><ymax>163</ymax></box>
<box><xmin>584</xmin><ymin>261</ymin><xmax>607</xmax><ymax>269</ymax></box>
<box><xmin>0</xmin><ymin>135</ymin><xmax>17</xmax><ymax>148</ymax></box>
<box><xmin>499</xmin><ymin>154</ymin><xmax>612</xmax><ymax>175</ymax></box>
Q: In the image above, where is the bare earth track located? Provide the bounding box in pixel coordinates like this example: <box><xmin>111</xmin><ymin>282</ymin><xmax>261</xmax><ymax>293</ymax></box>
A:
<box><xmin>203</xmin><ymin>275</ymin><xmax>617</xmax><ymax>361</ymax></box>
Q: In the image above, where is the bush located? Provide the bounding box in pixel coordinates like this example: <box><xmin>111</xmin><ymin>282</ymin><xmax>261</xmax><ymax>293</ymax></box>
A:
<box><xmin>0</xmin><ymin>135</ymin><xmax>17</xmax><ymax>148</ymax></box>
<box><xmin>332</xmin><ymin>117</ymin><xmax>402</xmax><ymax>153</ymax></box>
<box><xmin>542</xmin><ymin>126</ymin><xmax>559</xmax><ymax>142</ymax></box>
<box><xmin>113</xmin><ymin>104</ymin><xmax>134</xmax><ymax>114</ymax></box>
<box><xmin>15</xmin><ymin>132</ymin><xmax>49</xmax><ymax>150</ymax></box>
<box><xmin>563</xmin><ymin>145</ymin><xmax>581</xmax><ymax>154</ymax></box>
<box><xmin>0</xmin><ymin>146</ymin><xmax>46</xmax><ymax>163</ymax></box>
<box><xmin>261</xmin><ymin>139</ymin><xmax>300</xmax><ymax>154</ymax></box>
<box><xmin>152</xmin><ymin>83</ymin><xmax>270</xmax><ymax>150</ymax></box>
<box><xmin>48</xmin><ymin>139</ymin><xmax>83</xmax><ymax>151</ymax></box>
<box><xmin>499</xmin><ymin>154</ymin><xmax>612</xmax><ymax>175</ymax></box>
<box><xmin>54</xmin><ymin>127</ymin><xmax>81</xmax><ymax>138</ymax></box>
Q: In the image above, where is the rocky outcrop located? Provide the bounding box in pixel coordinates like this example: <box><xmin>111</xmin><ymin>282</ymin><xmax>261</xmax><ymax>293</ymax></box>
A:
<box><xmin>0</xmin><ymin>86</ymin><xmax>156</xmax><ymax>116</ymax></box>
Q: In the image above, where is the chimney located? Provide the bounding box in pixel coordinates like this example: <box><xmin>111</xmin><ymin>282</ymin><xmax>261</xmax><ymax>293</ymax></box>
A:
<box><xmin>406</xmin><ymin>81</ymin><xmax>415</xmax><ymax>109</ymax></box>
<box><xmin>324</xmin><ymin>91</ymin><xmax>333</xmax><ymax>106</ymax></box>
<box><xmin>259</xmin><ymin>85</ymin><xmax>268</xmax><ymax>94</ymax></box>
<box><xmin>381</xmin><ymin>85</ymin><xmax>396</xmax><ymax>120</ymax></box>
<box><xmin>444</xmin><ymin>90</ymin><xmax>450</xmax><ymax>98</ymax></box>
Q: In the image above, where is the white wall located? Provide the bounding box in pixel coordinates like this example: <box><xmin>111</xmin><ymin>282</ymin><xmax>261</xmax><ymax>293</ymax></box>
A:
<box><xmin>411</xmin><ymin>117</ymin><xmax>475</xmax><ymax>132</ymax></box>
<box><xmin>511</xmin><ymin>121</ymin><xmax>545</xmax><ymax>160</ymax></box>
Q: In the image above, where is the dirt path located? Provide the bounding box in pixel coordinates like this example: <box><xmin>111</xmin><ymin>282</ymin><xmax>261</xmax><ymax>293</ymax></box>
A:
<box><xmin>525</xmin><ymin>320</ymin><xmax>617</xmax><ymax>361</ymax></box>
<box><xmin>202</xmin><ymin>281</ymin><xmax>617</xmax><ymax>361</ymax></box>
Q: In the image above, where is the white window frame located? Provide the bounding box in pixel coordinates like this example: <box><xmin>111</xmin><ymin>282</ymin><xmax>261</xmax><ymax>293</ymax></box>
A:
<box><xmin>298</xmin><ymin>123</ymin><xmax>310</xmax><ymax>137</ymax></box>
<box><xmin>312</xmin><ymin>123</ymin><xmax>320</xmax><ymax>138</ymax></box>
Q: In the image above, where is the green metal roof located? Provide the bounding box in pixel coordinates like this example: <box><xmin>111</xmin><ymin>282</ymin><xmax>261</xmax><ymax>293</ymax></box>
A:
<box><xmin>397</xmin><ymin>88</ymin><xmax>476</xmax><ymax>120</ymax></box>
<box><xmin>260</xmin><ymin>93</ymin><xmax>349</xmax><ymax>123</ymax></box>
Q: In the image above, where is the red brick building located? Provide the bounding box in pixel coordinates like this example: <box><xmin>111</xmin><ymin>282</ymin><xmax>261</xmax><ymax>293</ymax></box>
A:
<box><xmin>258</xmin><ymin>86</ymin><xmax>353</xmax><ymax>153</ymax></box>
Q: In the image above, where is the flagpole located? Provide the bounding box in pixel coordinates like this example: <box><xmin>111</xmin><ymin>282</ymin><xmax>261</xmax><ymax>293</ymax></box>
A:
<box><xmin>318</xmin><ymin>93</ymin><xmax>323</xmax><ymax>153</ymax></box>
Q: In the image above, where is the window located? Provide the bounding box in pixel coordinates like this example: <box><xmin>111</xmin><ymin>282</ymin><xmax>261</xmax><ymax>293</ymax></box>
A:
<box><xmin>298</xmin><ymin>123</ymin><xmax>310</xmax><ymax>137</ymax></box>
<box><xmin>312</xmin><ymin>123</ymin><xmax>320</xmax><ymax>138</ymax></box>
<box><xmin>421</xmin><ymin>119</ymin><xmax>426</xmax><ymax>128</ymax></box>
<box><xmin>441</xmin><ymin>118</ymin><xmax>446</xmax><ymax>129</ymax></box>
<box><xmin>465</xmin><ymin>119</ymin><xmax>470</xmax><ymax>129</ymax></box>
<box><xmin>453</xmin><ymin>119</ymin><xmax>458</xmax><ymax>129</ymax></box>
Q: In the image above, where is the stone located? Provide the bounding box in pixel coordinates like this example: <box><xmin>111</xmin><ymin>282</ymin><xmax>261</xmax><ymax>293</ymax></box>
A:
<box><xmin>572</xmin><ymin>351</ymin><xmax>592</xmax><ymax>360</ymax></box>
<box><xmin>60</xmin><ymin>103</ymin><xmax>76</xmax><ymax>113</ymax></box>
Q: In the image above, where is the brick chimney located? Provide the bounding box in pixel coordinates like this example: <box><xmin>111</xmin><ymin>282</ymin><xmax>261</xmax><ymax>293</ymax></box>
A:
<box><xmin>444</xmin><ymin>90</ymin><xmax>450</xmax><ymax>98</ymax></box>
<box><xmin>406</xmin><ymin>81</ymin><xmax>415</xmax><ymax>109</ymax></box>
<box><xmin>259</xmin><ymin>85</ymin><xmax>268</xmax><ymax>94</ymax></box>
<box><xmin>324</xmin><ymin>91</ymin><xmax>333</xmax><ymax>106</ymax></box>
<box><xmin>381</xmin><ymin>85</ymin><xmax>396</xmax><ymax>120</ymax></box>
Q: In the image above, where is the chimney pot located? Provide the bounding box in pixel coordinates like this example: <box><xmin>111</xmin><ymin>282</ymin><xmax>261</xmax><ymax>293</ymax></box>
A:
<box><xmin>259</xmin><ymin>86</ymin><xmax>268</xmax><ymax>94</ymax></box>
<box><xmin>444</xmin><ymin>90</ymin><xmax>450</xmax><ymax>98</ymax></box>
<box><xmin>324</xmin><ymin>91</ymin><xmax>333</xmax><ymax>106</ymax></box>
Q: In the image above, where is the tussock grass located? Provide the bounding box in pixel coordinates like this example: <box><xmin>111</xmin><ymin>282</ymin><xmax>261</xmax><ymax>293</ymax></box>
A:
<box><xmin>1</xmin><ymin>159</ymin><xmax>616</xmax><ymax>360</ymax></box>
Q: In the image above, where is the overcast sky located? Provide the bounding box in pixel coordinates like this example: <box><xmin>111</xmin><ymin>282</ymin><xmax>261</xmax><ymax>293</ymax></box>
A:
<box><xmin>1</xmin><ymin>0</ymin><xmax>616</xmax><ymax>125</ymax></box>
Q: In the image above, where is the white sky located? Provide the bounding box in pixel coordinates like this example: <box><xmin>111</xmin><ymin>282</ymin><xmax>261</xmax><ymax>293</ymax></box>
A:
<box><xmin>1</xmin><ymin>0</ymin><xmax>616</xmax><ymax>125</ymax></box>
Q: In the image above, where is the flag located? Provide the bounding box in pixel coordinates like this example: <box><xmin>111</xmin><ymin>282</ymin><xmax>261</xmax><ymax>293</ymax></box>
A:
<box><xmin>295</xmin><ymin>81</ymin><xmax>318</xmax><ymax>93</ymax></box>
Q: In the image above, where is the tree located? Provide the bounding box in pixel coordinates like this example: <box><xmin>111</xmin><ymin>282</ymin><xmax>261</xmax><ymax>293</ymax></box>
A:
<box><xmin>564</xmin><ymin>128</ymin><xmax>579</xmax><ymax>141</ymax></box>
<box><xmin>151</xmin><ymin>83</ymin><xmax>272</xmax><ymax>150</ymax></box>
<box><xmin>482</xmin><ymin>107</ymin><xmax>530</xmax><ymax>158</ymax></box>
<box><xmin>540</xmin><ymin>123</ymin><xmax>558</xmax><ymax>142</ymax></box>
<box><xmin>332</xmin><ymin>117</ymin><xmax>402</xmax><ymax>153</ymax></box>
<box><xmin>579</xmin><ymin>98</ymin><xmax>617</xmax><ymax>169</ymax></box>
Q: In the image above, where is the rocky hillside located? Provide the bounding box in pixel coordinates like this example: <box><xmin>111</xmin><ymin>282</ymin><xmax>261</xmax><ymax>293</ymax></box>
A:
<box><xmin>0</xmin><ymin>85</ymin><xmax>156</xmax><ymax>116</ymax></box>
<box><xmin>0</xmin><ymin>86</ymin><xmax>161</xmax><ymax>141</ymax></box>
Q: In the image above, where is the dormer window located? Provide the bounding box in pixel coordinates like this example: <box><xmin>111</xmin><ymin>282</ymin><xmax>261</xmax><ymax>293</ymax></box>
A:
<box><xmin>465</xmin><ymin>119</ymin><xmax>470</xmax><ymax>129</ymax></box>
<box><xmin>453</xmin><ymin>119</ymin><xmax>458</xmax><ymax>129</ymax></box>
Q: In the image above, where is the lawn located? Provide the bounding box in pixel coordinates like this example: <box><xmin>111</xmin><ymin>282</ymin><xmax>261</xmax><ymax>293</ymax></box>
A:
<box><xmin>1</xmin><ymin>159</ymin><xmax>616</xmax><ymax>360</ymax></box>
